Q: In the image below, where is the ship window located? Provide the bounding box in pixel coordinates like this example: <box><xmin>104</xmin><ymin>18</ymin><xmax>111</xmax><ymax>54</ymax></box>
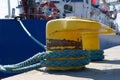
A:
<box><xmin>64</xmin><ymin>4</ymin><xmax>73</xmax><ymax>13</ymax></box>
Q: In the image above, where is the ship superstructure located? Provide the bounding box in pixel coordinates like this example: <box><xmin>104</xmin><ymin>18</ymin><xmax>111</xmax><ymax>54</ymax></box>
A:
<box><xmin>2</xmin><ymin>0</ymin><xmax>120</xmax><ymax>34</ymax></box>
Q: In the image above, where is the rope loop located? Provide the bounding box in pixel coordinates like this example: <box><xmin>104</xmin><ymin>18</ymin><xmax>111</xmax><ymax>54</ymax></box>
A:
<box><xmin>89</xmin><ymin>50</ymin><xmax>104</xmax><ymax>61</ymax></box>
<box><xmin>0</xmin><ymin>50</ymin><xmax>90</xmax><ymax>73</ymax></box>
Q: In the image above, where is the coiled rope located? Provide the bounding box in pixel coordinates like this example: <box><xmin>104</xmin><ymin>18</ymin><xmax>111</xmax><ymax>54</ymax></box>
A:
<box><xmin>90</xmin><ymin>50</ymin><xmax>104</xmax><ymax>61</ymax></box>
<box><xmin>0</xmin><ymin>18</ymin><xmax>104</xmax><ymax>74</ymax></box>
<box><xmin>0</xmin><ymin>50</ymin><xmax>90</xmax><ymax>73</ymax></box>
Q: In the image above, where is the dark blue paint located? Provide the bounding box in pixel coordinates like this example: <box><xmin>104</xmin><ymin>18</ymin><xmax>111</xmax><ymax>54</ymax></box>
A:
<box><xmin>0</xmin><ymin>19</ymin><xmax>48</xmax><ymax>78</ymax></box>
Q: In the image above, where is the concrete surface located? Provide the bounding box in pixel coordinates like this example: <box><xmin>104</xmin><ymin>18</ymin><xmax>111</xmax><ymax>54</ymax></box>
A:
<box><xmin>2</xmin><ymin>45</ymin><xmax>120</xmax><ymax>80</ymax></box>
<box><xmin>2</xmin><ymin>35</ymin><xmax>120</xmax><ymax>80</ymax></box>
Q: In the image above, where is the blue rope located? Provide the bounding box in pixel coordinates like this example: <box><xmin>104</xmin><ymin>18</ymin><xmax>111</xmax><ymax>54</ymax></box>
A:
<box><xmin>3</xmin><ymin>50</ymin><xmax>88</xmax><ymax>69</ymax></box>
<box><xmin>0</xmin><ymin>18</ymin><xmax>90</xmax><ymax>73</ymax></box>
<box><xmin>90</xmin><ymin>55</ymin><xmax>104</xmax><ymax>61</ymax></box>
<box><xmin>0</xmin><ymin>50</ymin><xmax>90</xmax><ymax>73</ymax></box>
<box><xmin>89</xmin><ymin>50</ymin><xmax>104</xmax><ymax>61</ymax></box>
<box><xmin>3</xmin><ymin>52</ymin><xmax>45</xmax><ymax>70</ymax></box>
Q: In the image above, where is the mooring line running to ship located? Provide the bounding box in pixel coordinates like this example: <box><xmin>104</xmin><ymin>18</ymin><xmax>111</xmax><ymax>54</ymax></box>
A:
<box><xmin>0</xmin><ymin>17</ymin><xmax>91</xmax><ymax>73</ymax></box>
<box><xmin>0</xmin><ymin>16</ymin><xmax>115</xmax><ymax>73</ymax></box>
<box><xmin>17</xmin><ymin>18</ymin><xmax>46</xmax><ymax>50</ymax></box>
<box><xmin>0</xmin><ymin>0</ymin><xmax>119</xmax><ymax>76</ymax></box>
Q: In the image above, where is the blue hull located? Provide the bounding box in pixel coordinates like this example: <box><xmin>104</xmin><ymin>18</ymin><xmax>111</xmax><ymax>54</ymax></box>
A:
<box><xmin>0</xmin><ymin>19</ymin><xmax>47</xmax><ymax>78</ymax></box>
<box><xmin>0</xmin><ymin>19</ymin><xmax>119</xmax><ymax>78</ymax></box>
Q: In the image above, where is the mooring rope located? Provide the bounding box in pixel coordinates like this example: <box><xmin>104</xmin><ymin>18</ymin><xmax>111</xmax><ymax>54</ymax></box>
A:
<box><xmin>0</xmin><ymin>18</ymin><xmax>104</xmax><ymax>73</ymax></box>
<box><xmin>90</xmin><ymin>50</ymin><xmax>104</xmax><ymax>61</ymax></box>
<box><xmin>0</xmin><ymin>50</ymin><xmax>90</xmax><ymax>73</ymax></box>
<box><xmin>17</xmin><ymin>18</ymin><xmax>46</xmax><ymax>50</ymax></box>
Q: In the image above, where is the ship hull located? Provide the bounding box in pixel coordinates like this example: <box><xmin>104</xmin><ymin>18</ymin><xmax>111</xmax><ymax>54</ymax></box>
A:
<box><xmin>0</xmin><ymin>19</ymin><xmax>120</xmax><ymax>78</ymax></box>
<box><xmin>0</xmin><ymin>19</ymin><xmax>47</xmax><ymax>77</ymax></box>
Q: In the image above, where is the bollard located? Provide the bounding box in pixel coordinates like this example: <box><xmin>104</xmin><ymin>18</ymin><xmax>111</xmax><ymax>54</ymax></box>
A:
<box><xmin>46</xmin><ymin>16</ymin><xmax>115</xmax><ymax>70</ymax></box>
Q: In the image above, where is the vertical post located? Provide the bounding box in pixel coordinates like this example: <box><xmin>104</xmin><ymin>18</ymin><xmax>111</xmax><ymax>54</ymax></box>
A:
<box><xmin>8</xmin><ymin>0</ymin><xmax>11</xmax><ymax>18</ymax></box>
<box><xmin>83</xmin><ymin>0</ymin><xmax>86</xmax><ymax>18</ymax></box>
<box><xmin>79</xmin><ymin>2</ymin><xmax>84</xmax><ymax>18</ymax></box>
<box><xmin>88</xmin><ymin>0</ymin><xmax>91</xmax><ymax>18</ymax></box>
<box><xmin>83</xmin><ymin>0</ymin><xmax>88</xmax><ymax>18</ymax></box>
<box><xmin>73</xmin><ymin>1</ymin><xmax>76</xmax><ymax>16</ymax></box>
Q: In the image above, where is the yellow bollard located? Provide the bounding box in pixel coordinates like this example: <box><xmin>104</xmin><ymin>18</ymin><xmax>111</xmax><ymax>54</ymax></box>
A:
<box><xmin>46</xmin><ymin>16</ymin><xmax>115</xmax><ymax>70</ymax></box>
<box><xmin>82</xmin><ymin>32</ymin><xmax>100</xmax><ymax>50</ymax></box>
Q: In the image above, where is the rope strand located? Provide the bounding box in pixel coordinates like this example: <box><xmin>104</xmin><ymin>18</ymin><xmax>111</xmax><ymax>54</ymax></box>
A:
<box><xmin>17</xmin><ymin>18</ymin><xmax>46</xmax><ymax>50</ymax></box>
<box><xmin>0</xmin><ymin>50</ymin><xmax>90</xmax><ymax>73</ymax></box>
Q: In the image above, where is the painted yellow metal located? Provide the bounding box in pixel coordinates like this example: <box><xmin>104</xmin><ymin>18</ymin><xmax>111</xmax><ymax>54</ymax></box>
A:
<box><xmin>46</xmin><ymin>16</ymin><xmax>115</xmax><ymax>70</ymax></box>
<box><xmin>82</xmin><ymin>32</ymin><xmax>100</xmax><ymax>50</ymax></box>
<box><xmin>46</xmin><ymin>66</ymin><xmax>85</xmax><ymax>70</ymax></box>
<box><xmin>46</xmin><ymin>17</ymin><xmax>115</xmax><ymax>39</ymax></box>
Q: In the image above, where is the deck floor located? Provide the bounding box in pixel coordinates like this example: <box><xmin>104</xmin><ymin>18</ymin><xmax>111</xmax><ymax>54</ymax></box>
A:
<box><xmin>2</xmin><ymin>46</ymin><xmax>120</xmax><ymax>80</ymax></box>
